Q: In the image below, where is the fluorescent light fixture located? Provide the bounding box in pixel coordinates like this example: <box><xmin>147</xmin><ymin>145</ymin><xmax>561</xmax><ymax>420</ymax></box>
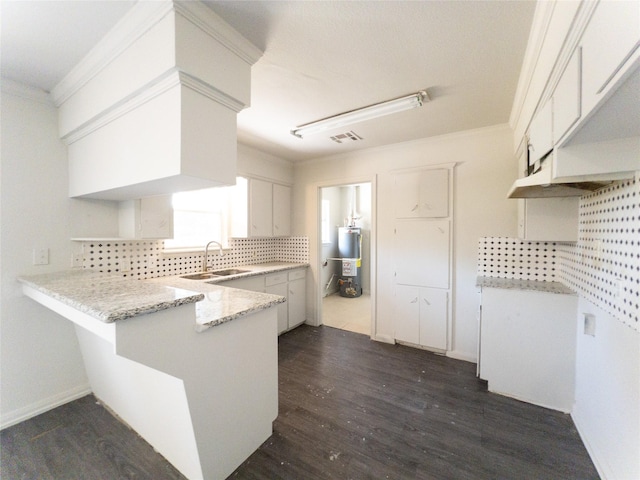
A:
<box><xmin>291</xmin><ymin>90</ymin><xmax>429</xmax><ymax>138</ymax></box>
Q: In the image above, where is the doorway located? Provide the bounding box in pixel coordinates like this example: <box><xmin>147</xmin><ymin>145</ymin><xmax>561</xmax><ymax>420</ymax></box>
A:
<box><xmin>319</xmin><ymin>182</ymin><xmax>372</xmax><ymax>335</ymax></box>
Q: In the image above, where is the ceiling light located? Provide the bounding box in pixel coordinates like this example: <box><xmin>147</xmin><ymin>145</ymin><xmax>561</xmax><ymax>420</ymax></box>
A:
<box><xmin>291</xmin><ymin>90</ymin><xmax>429</xmax><ymax>139</ymax></box>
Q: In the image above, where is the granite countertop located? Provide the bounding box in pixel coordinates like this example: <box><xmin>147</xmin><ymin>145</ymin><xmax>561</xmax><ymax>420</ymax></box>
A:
<box><xmin>150</xmin><ymin>262</ymin><xmax>308</xmax><ymax>331</ymax></box>
<box><xmin>17</xmin><ymin>270</ymin><xmax>204</xmax><ymax>323</ymax></box>
<box><xmin>18</xmin><ymin>262</ymin><xmax>308</xmax><ymax>332</ymax></box>
<box><xmin>476</xmin><ymin>276</ymin><xmax>576</xmax><ymax>295</ymax></box>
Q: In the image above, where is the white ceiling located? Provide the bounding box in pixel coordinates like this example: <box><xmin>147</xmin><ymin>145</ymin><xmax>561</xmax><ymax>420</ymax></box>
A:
<box><xmin>1</xmin><ymin>0</ymin><xmax>536</xmax><ymax>162</ymax></box>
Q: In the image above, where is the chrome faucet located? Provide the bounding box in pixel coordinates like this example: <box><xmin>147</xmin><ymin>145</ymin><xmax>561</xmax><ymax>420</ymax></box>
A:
<box><xmin>203</xmin><ymin>240</ymin><xmax>224</xmax><ymax>272</ymax></box>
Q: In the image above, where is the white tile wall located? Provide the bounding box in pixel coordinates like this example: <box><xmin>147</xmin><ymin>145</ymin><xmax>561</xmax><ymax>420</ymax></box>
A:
<box><xmin>478</xmin><ymin>177</ymin><xmax>639</xmax><ymax>332</ymax></box>
<box><xmin>78</xmin><ymin>236</ymin><xmax>309</xmax><ymax>280</ymax></box>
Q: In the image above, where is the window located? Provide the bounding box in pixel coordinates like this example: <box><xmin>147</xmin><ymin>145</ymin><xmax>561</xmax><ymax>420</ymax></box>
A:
<box><xmin>163</xmin><ymin>184</ymin><xmax>235</xmax><ymax>251</ymax></box>
<box><xmin>321</xmin><ymin>199</ymin><xmax>331</xmax><ymax>244</ymax></box>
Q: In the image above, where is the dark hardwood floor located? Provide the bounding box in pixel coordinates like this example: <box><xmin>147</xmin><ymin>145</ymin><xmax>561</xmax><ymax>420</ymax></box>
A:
<box><xmin>1</xmin><ymin>325</ymin><xmax>599</xmax><ymax>480</ymax></box>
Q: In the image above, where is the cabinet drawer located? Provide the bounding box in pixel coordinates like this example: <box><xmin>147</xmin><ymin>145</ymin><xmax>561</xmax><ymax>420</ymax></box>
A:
<box><xmin>288</xmin><ymin>269</ymin><xmax>306</xmax><ymax>281</ymax></box>
<box><xmin>265</xmin><ymin>273</ymin><xmax>287</xmax><ymax>286</ymax></box>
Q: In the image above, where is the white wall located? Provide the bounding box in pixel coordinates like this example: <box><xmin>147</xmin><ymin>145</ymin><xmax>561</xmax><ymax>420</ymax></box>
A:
<box><xmin>0</xmin><ymin>82</ymin><xmax>92</xmax><ymax>428</ymax></box>
<box><xmin>293</xmin><ymin>124</ymin><xmax>518</xmax><ymax>361</ymax></box>
<box><xmin>572</xmin><ymin>298</ymin><xmax>639</xmax><ymax>480</ymax></box>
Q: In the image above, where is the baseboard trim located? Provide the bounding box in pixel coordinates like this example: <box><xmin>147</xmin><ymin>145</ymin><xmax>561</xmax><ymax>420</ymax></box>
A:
<box><xmin>446</xmin><ymin>350</ymin><xmax>477</xmax><ymax>364</ymax></box>
<box><xmin>571</xmin><ymin>408</ymin><xmax>610</xmax><ymax>480</ymax></box>
<box><xmin>1</xmin><ymin>384</ymin><xmax>92</xmax><ymax>430</ymax></box>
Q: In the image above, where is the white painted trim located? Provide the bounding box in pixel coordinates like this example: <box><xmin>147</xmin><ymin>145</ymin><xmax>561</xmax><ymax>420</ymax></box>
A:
<box><xmin>61</xmin><ymin>69</ymin><xmax>245</xmax><ymax>145</ymax></box>
<box><xmin>1</xmin><ymin>78</ymin><xmax>53</xmax><ymax>105</ymax></box>
<box><xmin>50</xmin><ymin>1</ymin><xmax>263</xmax><ymax>107</ymax></box>
<box><xmin>0</xmin><ymin>384</ymin><xmax>92</xmax><ymax>430</ymax></box>
<box><xmin>314</xmin><ymin>175</ymin><xmax>377</xmax><ymax>340</ymax></box>
<box><xmin>174</xmin><ymin>1</ymin><xmax>263</xmax><ymax>65</ymax></box>
<box><xmin>51</xmin><ymin>0</ymin><xmax>174</xmax><ymax>106</ymax></box>
<box><xmin>509</xmin><ymin>1</ymin><xmax>556</xmax><ymax>131</ymax></box>
<box><xmin>571</xmin><ymin>410</ymin><xmax>609</xmax><ymax>480</ymax></box>
<box><xmin>373</xmin><ymin>334</ymin><xmax>395</xmax><ymax>345</ymax></box>
<box><xmin>446</xmin><ymin>350</ymin><xmax>476</xmax><ymax>364</ymax></box>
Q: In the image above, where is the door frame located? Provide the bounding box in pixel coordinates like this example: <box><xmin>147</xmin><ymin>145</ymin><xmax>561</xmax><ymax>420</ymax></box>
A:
<box><xmin>314</xmin><ymin>175</ymin><xmax>377</xmax><ymax>338</ymax></box>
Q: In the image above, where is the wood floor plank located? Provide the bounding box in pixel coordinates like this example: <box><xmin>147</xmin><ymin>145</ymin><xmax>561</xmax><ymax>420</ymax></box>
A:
<box><xmin>2</xmin><ymin>325</ymin><xmax>599</xmax><ymax>479</ymax></box>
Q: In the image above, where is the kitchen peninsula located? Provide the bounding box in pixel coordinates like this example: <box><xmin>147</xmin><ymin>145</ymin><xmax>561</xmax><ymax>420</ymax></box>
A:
<box><xmin>17</xmin><ymin>266</ymin><xmax>295</xmax><ymax>480</ymax></box>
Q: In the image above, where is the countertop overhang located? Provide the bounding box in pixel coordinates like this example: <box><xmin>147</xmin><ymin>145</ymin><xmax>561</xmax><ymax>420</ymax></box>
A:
<box><xmin>18</xmin><ymin>262</ymin><xmax>307</xmax><ymax>332</ymax></box>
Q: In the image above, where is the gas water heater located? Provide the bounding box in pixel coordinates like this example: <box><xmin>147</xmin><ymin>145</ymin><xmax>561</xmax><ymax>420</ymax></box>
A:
<box><xmin>337</xmin><ymin>227</ymin><xmax>362</xmax><ymax>298</ymax></box>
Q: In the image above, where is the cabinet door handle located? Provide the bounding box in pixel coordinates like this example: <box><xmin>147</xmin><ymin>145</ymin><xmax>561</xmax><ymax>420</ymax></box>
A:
<box><xmin>411</xmin><ymin>204</ymin><xmax>419</xmax><ymax>212</ymax></box>
<box><xmin>423</xmin><ymin>298</ymin><xmax>431</xmax><ymax>305</ymax></box>
<box><xmin>410</xmin><ymin>297</ymin><xmax>418</xmax><ymax>304</ymax></box>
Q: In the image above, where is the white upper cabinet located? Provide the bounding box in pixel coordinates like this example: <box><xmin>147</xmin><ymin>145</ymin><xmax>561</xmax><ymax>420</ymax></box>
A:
<box><xmin>273</xmin><ymin>183</ymin><xmax>291</xmax><ymax>237</ymax></box>
<box><xmin>249</xmin><ymin>179</ymin><xmax>273</xmax><ymax>237</ymax></box>
<box><xmin>528</xmin><ymin>99</ymin><xmax>554</xmax><ymax>165</ymax></box>
<box><xmin>118</xmin><ymin>195</ymin><xmax>174</xmax><ymax>239</ymax></box>
<box><xmin>57</xmin><ymin>2</ymin><xmax>262</xmax><ymax>201</ymax></box>
<box><xmin>553</xmin><ymin>48</ymin><xmax>581</xmax><ymax>144</ymax></box>
<box><xmin>518</xmin><ymin>197</ymin><xmax>579</xmax><ymax>242</ymax></box>
<box><xmin>232</xmin><ymin>177</ymin><xmax>291</xmax><ymax>238</ymax></box>
<box><xmin>394</xmin><ymin>169</ymin><xmax>449</xmax><ymax>218</ymax></box>
<box><xmin>580</xmin><ymin>0</ymin><xmax>640</xmax><ymax>115</ymax></box>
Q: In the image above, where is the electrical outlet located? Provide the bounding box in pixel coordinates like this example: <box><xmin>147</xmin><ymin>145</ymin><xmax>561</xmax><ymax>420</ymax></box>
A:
<box><xmin>33</xmin><ymin>248</ymin><xmax>49</xmax><ymax>265</ymax></box>
<box><xmin>120</xmin><ymin>258</ymin><xmax>130</xmax><ymax>272</ymax></box>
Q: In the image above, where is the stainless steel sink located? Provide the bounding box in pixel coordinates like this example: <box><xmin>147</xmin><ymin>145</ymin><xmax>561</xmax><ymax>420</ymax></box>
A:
<box><xmin>180</xmin><ymin>269</ymin><xmax>249</xmax><ymax>280</ymax></box>
<box><xmin>181</xmin><ymin>272</ymin><xmax>221</xmax><ymax>280</ymax></box>
<box><xmin>210</xmin><ymin>268</ymin><xmax>249</xmax><ymax>276</ymax></box>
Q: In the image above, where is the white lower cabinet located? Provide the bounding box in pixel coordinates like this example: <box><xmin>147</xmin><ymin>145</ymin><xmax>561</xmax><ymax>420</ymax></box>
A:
<box><xmin>222</xmin><ymin>268</ymin><xmax>307</xmax><ymax>335</ymax></box>
<box><xmin>287</xmin><ymin>270</ymin><xmax>307</xmax><ymax>331</ymax></box>
<box><xmin>395</xmin><ymin>285</ymin><xmax>447</xmax><ymax>351</ymax></box>
<box><xmin>478</xmin><ymin>287</ymin><xmax>578</xmax><ymax>412</ymax></box>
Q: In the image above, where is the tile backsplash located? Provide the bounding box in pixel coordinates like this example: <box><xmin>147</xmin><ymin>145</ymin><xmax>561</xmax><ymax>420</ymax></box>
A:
<box><xmin>76</xmin><ymin>236</ymin><xmax>309</xmax><ymax>280</ymax></box>
<box><xmin>478</xmin><ymin>177</ymin><xmax>639</xmax><ymax>332</ymax></box>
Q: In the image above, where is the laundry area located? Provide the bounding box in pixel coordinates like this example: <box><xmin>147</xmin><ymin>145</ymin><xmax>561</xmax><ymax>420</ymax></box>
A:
<box><xmin>320</xmin><ymin>183</ymin><xmax>371</xmax><ymax>335</ymax></box>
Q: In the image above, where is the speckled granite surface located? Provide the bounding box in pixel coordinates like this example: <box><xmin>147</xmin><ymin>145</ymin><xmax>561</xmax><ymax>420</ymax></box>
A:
<box><xmin>476</xmin><ymin>276</ymin><xmax>576</xmax><ymax>295</ymax></box>
<box><xmin>18</xmin><ymin>270</ymin><xmax>204</xmax><ymax>323</ymax></box>
<box><xmin>147</xmin><ymin>263</ymin><xmax>308</xmax><ymax>331</ymax></box>
<box><xmin>18</xmin><ymin>263</ymin><xmax>306</xmax><ymax>332</ymax></box>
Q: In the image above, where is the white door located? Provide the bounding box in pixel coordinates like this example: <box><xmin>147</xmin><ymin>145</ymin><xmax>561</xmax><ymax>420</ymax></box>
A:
<box><xmin>394</xmin><ymin>219</ymin><xmax>450</xmax><ymax>288</ymax></box>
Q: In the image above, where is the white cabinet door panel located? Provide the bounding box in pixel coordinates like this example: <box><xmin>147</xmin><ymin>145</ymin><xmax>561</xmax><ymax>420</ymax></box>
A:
<box><xmin>266</xmin><ymin>282</ymin><xmax>288</xmax><ymax>334</ymax></box>
<box><xmin>394</xmin><ymin>169</ymin><xmax>449</xmax><ymax>218</ymax></box>
<box><xmin>288</xmin><ymin>278</ymin><xmax>306</xmax><ymax>329</ymax></box>
<box><xmin>394</xmin><ymin>219</ymin><xmax>450</xmax><ymax>288</ymax></box>
<box><xmin>273</xmin><ymin>184</ymin><xmax>291</xmax><ymax>237</ymax></box>
<box><xmin>394</xmin><ymin>285</ymin><xmax>420</xmax><ymax>344</ymax></box>
<box><xmin>249</xmin><ymin>178</ymin><xmax>273</xmax><ymax>237</ymax></box>
<box><xmin>419</xmin><ymin>289</ymin><xmax>448</xmax><ymax>350</ymax></box>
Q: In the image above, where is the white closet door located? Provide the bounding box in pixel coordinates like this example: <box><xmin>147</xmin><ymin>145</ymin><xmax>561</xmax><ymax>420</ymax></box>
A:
<box><xmin>394</xmin><ymin>285</ymin><xmax>420</xmax><ymax>344</ymax></box>
<box><xmin>394</xmin><ymin>219</ymin><xmax>450</xmax><ymax>288</ymax></box>
<box><xmin>419</xmin><ymin>288</ymin><xmax>448</xmax><ymax>350</ymax></box>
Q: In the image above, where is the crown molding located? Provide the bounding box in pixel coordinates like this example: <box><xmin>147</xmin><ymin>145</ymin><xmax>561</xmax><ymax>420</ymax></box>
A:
<box><xmin>50</xmin><ymin>1</ymin><xmax>174</xmax><ymax>107</ymax></box>
<box><xmin>1</xmin><ymin>78</ymin><xmax>53</xmax><ymax>105</ymax></box>
<box><xmin>61</xmin><ymin>69</ymin><xmax>245</xmax><ymax>145</ymax></box>
<box><xmin>174</xmin><ymin>1</ymin><xmax>263</xmax><ymax>65</ymax></box>
<box><xmin>50</xmin><ymin>1</ymin><xmax>262</xmax><ymax>109</ymax></box>
<box><xmin>509</xmin><ymin>0</ymin><xmax>556</xmax><ymax>131</ymax></box>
